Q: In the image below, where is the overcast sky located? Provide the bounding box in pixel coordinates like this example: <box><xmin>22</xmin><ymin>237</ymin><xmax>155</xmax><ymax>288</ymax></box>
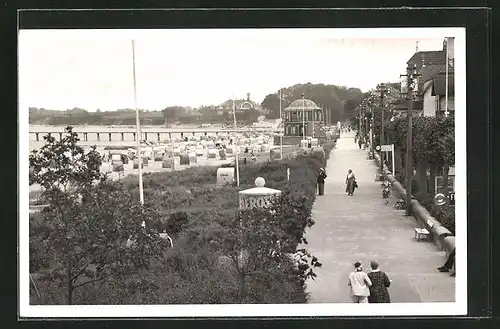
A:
<box><xmin>19</xmin><ymin>29</ymin><xmax>449</xmax><ymax>112</ymax></box>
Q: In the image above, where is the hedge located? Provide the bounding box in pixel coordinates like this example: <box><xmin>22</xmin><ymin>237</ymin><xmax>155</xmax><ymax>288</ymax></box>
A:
<box><xmin>30</xmin><ymin>141</ymin><xmax>336</xmax><ymax>305</ymax></box>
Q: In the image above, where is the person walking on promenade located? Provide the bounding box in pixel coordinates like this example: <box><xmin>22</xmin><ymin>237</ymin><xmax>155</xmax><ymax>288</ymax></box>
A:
<box><xmin>317</xmin><ymin>168</ymin><xmax>327</xmax><ymax>196</ymax></box>
<box><xmin>367</xmin><ymin>261</ymin><xmax>391</xmax><ymax>303</ymax></box>
<box><xmin>345</xmin><ymin>169</ymin><xmax>357</xmax><ymax>196</ymax></box>
<box><xmin>348</xmin><ymin>262</ymin><xmax>372</xmax><ymax>303</ymax></box>
<box><xmin>358</xmin><ymin>139</ymin><xmax>362</xmax><ymax>149</ymax></box>
<box><xmin>438</xmin><ymin>248</ymin><xmax>456</xmax><ymax>277</ymax></box>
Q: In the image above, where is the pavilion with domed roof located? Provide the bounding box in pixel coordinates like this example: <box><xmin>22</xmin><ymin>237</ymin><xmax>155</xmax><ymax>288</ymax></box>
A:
<box><xmin>282</xmin><ymin>98</ymin><xmax>324</xmax><ymax>142</ymax></box>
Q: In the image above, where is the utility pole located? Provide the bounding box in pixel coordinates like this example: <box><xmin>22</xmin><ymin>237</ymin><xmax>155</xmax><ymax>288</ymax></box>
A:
<box><xmin>359</xmin><ymin>104</ymin><xmax>363</xmax><ymax>141</ymax></box>
<box><xmin>232</xmin><ymin>94</ymin><xmax>240</xmax><ymax>187</ymax></box>
<box><xmin>377</xmin><ymin>83</ymin><xmax>389</xmax><ymax>174</ymax></box>
<box><xmin>302</xmin><ymin>93</ymin><xmax>305</xmax><ymax>140</ymax></box>
<box><xmin>444</xmin><ymin>37</ymin><xmax>449</xmax><ymax>117</ymax></box>
<box><xmin>312</xmin><ymin>104</ymin><xmax>315</xmax><ymax>139</ymax></box>
<box><xmin>278</xmin><ymin>89</ymin><xmax>283</xmax><ymax>160</ymax></box>
<box><xmin>370</xmin><ymin>97</ymin><xmax>374</xmax><ymax>153</ymax></box>
<box><xmin>401</xmin><ymin>63</ymin><xmax>420</xmax><ymax>216</ymax></box>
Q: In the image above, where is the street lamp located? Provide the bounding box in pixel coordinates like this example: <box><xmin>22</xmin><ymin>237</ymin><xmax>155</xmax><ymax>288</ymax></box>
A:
<box><xmin>377</xmin><ymin>83</ymin><xmax>389</xmax><ymax>174</ymax></box>
<box><xmin>401</xmin><ymin>64</ymin><xmax>420</xmax><ymax>216</ymax></box>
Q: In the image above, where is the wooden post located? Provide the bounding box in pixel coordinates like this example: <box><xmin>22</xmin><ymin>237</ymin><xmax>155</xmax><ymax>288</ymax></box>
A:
<box><xmin>59</xmin><ymin>132</ymin><xmax>63</xmax><ymax>141</ymax></box>
<box><xmin>157</xmin><ymin>132</ymin><xmax>160</xmax><ymax>141</ymax></box>
<box><xmin>96</xmin><ymin>133</ymin><xmax>100</xmax><ymax>141</ymax></box>
<box><xmin>121</xmin><ymin>132</ymin><xmax>124</xmax><ymax>141</ymax></box>
<box><xmin>108</xmin><ymin>133</ymin><xmax>112</xmax><ymax>141</ymax></box>
<box><xmin>84</xmin><ymin>132</ymin><xmax>88</xmax><ymax>141</ymax></box>
<box><xmin>133</xmin><ymin>132</ymin><xmax>136</xmax><ymax>141</ymax></box>
<box><xmin>35</xmin><ymin>133</ymin><xmax>39</xmax><ymax>141</ymax></box>
<box><xmin>145</xmin><ymin>132</ymin><xmax>148</xmax><ymax>141</ymax></box>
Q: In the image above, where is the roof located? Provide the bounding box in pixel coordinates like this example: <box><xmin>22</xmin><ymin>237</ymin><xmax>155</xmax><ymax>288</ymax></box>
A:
<box><xmin>436</xmin><ymin>63</ymin><xmax>455</xmax><ymax>75</ymax></box>
<box><xmin>283</xmin><ymin>99</ymin><xmax>321</xmax><ymax>112</ymax></box>
<box><xmin>219</xmin><ymin>99</ymin><xmax>259</xmax><ymax>110</ymax></box>
<box><xmin>421</xmin><ymin>79</ymin><xmax>434</xmax><ymax>94</ymax></box>
<box><xmin>407</xmin><ymin>51</ymin><xmax>446</xmax><ymax>69</ymax></box>
<box><xmin>416</xmin><ymin>64</ymin><xmax>444</xmax><ymax>95</ymax></box>
<box><xmin>432</xmin><ymin>73</ymin><xmax>455</xmax><ymax>96</ymax></box>
<box><xmin>419</xmin><ymin>64</ymin><xmax>444</xmax><ymax>82</ymax></box>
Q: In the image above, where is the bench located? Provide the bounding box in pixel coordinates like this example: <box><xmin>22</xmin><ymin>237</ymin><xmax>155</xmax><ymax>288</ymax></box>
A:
<box><xmin>414</xmin><ymin>227</ymin><xmax>430</xmax><ymax>241</ymax></box>
<box><xmin>394</xmin><ymin>199</ymin><xmax>405</xmax><ymax>209</ymax></box>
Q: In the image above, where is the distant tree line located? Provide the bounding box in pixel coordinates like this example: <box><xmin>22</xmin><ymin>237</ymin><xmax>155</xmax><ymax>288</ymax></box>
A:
<box><xmin>260</xmin><ymin>83</ymin><xmax>367</xmax><ymax>124</ymax></box>
<box><xmin>29</xmin><ymin>83</ymin><xmax>372</xmax><ymax>126</ymax></box>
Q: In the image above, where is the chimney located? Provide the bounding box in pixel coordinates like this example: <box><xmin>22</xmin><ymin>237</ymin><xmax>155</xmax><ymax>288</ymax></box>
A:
<box><xmin>447</xmin><ymin>37</ymin><xmax>455</xmax><ymax>60</ymax></box>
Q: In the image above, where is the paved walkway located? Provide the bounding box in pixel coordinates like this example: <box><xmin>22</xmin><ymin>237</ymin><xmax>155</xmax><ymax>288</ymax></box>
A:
<box><xmin>305</xmin><ymin>132</ymin><xmax>455</xmax><ymax>303</ymax></box>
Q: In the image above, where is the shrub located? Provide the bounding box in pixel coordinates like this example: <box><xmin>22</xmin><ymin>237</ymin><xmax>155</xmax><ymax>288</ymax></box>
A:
<box><xmin>166</xmin><ymin>212</ymin><xmax>189</xmax><ymax>235</ymax></box>
<box><xmin>431</xmin><ymin>205</ymin><xmax>455</xmax><ymax>235</ymax></box>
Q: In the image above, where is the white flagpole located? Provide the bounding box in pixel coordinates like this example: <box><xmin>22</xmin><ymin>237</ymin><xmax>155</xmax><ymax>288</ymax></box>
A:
<box><xmin>233</xmin><ymin>94</ymin><xmax>240</xmax><ymax>187</ymax></box>
<box><xmin>132</xmin><ymin>40</ymin><xmax>144</xmax><ymax>205</ymax></box>
<box><xmin>279</xmin><ymin>89</ymin><xmax>283</xmax><ymax>160</ymax></box>
<box><xmin>445</xmin><ymin>37</ymin><xmax>449</xmax><ymax>117</ymax></box>
<box><xmin>302</xmin><ymin>93</ymin><xmax>305</xmax><ymax>140</ymax></box>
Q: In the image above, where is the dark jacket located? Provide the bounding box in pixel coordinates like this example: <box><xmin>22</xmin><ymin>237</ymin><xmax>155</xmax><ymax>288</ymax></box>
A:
<box><xmin>317</xmin><ymin>171</ymin><xmax>327</xmax><ymax>183</ymax></box>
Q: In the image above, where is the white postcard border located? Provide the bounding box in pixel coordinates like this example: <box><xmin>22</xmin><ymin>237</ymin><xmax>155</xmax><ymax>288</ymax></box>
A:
<box><xmin>19</xmin><ymin>27</ymin><xmax>467</xmax><ymax>318</ymax></box>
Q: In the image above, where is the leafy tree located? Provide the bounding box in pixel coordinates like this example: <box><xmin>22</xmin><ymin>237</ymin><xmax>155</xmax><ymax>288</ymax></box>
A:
<box><xmin>385</xmin><ymin>116</ymin><xmax>455</xmax><ymax>196</ymax></box>
<box><xmin>212</xmin><ymin>193</ymin><xmax>321</xmax><ymax>303</ymax></box>
<box><xmin>261</xmin><ymin>93</ymin><xmax>280</xmax><ymax>119</ymax></box>
<box><xmin>29</xmin><ymin>126</ymin><xmax>169</xmax><ymax>304</ymax></box>
<box><xmin>162</xmin><ymin>106</ymin><xmax>186</xmax><ymax>125</ymax></box>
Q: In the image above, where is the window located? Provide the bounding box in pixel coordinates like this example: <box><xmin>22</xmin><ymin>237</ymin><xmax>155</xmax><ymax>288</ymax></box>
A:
<box><xmin>435</xmin><ymin>175</ymin><xmax>455</xmax><ymax>194</ymax></box>
<box><xmin>291</xmin><ymin>125</ymin><xmax>296</xmax><ymax>135</ymax></box>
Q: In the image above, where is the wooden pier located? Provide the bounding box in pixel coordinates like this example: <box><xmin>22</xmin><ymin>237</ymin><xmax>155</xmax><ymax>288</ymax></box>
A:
<box><xmin>30</xmin><ymin>128</ymin><xmax>272</xmax><ymax>142</ymax></box>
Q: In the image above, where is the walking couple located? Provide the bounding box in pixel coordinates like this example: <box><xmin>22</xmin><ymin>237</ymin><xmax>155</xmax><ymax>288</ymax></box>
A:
<box><xmin>348</xmin><ymin>261</ymin><xmax>391</xmax><ymax>303</ymax></box>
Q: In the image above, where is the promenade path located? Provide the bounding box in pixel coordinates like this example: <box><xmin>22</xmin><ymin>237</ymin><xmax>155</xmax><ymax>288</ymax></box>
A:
<box><xmin>305</xmin><ymin>132</ymin><xmax>455</xmax><ymax>303</ymax></box>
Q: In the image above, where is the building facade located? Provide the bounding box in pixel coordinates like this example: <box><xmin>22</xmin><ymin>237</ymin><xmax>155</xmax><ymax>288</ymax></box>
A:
<box><xmin>397</xmin><ymin>37</ymin><xmax>456</xmax><ymax>195</ymax></box>
<box><xmin>283</xmin><ymin>98</ymin><xmax>323</xmax><ymax>138</ymax></box>
<box><xmin>218</xmin><ymin>93</ymin><xmax>262</xmax><ymax>114</ymax></box>
<box><xmin>413</xmin><ymin>37</ymin><xmax>455</xmax><ymax>118</ymax></box>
